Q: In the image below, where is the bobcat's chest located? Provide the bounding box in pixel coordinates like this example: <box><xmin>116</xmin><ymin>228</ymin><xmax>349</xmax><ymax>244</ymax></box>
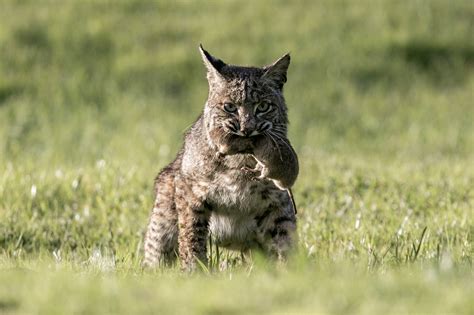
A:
<box><xmin>206</xmin><ymin>169</ymin><xmax>276</xmax><ymax>214</ymax></box>
<box><xmin>205</xmin><ymin>169</ymin><xmax>281</xmax><ymax>249</ymax></box>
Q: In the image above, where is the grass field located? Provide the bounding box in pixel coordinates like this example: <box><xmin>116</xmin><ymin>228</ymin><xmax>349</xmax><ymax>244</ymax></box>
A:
<box><xmin>0</xmin><ymin>0</ymin><xmax>473</xmax><ymax>314</ymax></box>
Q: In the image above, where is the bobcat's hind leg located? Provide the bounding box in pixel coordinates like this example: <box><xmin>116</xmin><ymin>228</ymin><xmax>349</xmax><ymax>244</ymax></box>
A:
<box><xmin>143</xmin><ymin>205</ymin><xmax>178</xmax><ymax>267</ymax></box>
<box><xmin>256</xmin><ymin>191</ymin><xmax>297</xmax><ymax>262</ymax></box>
<box><xmin>175</xmin><ymin>177</ymin><xmax>210</xmax><ymax>272</ymax></box>
<box><xmin>143</xmin><ymin>170</ymin><xmax>179</xmax><ymax>268</ymax></box>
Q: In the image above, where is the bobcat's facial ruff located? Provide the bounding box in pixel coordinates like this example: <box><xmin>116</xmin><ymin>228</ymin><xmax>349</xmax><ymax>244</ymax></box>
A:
<box><xmin>144</xmin><ymin>45</ymin><xmax>299</xmax><ymax>271</ymax></box>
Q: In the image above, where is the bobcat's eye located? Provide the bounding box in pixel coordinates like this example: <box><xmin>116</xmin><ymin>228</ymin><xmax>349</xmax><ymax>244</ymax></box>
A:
<box><xmin>256</xmin><ymin>102</ymin><xmax>272</xmax><ymax>113</ymax></box>
<box><xmin>223</xmin><ymin>103</ymin><xmax>237</xmax><ymax>113</ymax></box>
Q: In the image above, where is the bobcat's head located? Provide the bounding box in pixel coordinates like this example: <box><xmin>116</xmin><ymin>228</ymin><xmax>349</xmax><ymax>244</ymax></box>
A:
<box><xmin>199</xmin><ymin>45</ymin><xmax>290</xmax><ymax>153</ymax></box>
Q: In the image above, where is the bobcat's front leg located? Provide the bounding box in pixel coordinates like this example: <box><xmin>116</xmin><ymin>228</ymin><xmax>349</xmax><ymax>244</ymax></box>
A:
<box><xmin>241</xmin><ymin>160</ymin><xmax>265</xmax><ymax>180</ymax></box>
<box><xmin>175</xmin><ymin>179</ymin><xmax>210</xmax><ymax>272</ymax></box>
<box><xmin>214</xmin><ymin>133</ymin><xmax>255</xmax><ymax>159</ymax></box>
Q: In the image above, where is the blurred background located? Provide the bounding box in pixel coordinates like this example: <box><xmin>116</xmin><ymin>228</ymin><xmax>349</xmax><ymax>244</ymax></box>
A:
<box><xmin>0</xmin><ymin>0</ymin><xmax>473</xmax><ymax>262</ymax></box>
<box><xmin>0</xmin><ymin>3</ymin><xmax>472</xmax><ymax>313</ymax></box>
<box><xmin>0</xmin><ymin>0</ymin><xmax>472</xmax><ymax>167</ymax></box>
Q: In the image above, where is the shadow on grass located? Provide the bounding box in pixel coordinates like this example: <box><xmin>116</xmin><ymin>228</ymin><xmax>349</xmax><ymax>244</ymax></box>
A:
<box><xmin>0</xmin><ymin>299</ymin><xmax>19</xmax><ymax>312</ymax></box>
<box><xmin>0</xmin><ymin>84</ymin><xmax>24</xmax><ymax>105</ymax></box>
<box><xmin>352</xmin><ymin>40</ymin><xmax>474</xmax><ymax>91</ymax></box>
<box><xmin>392</xmin><ymin>40</ymin><xmax>474</xmax><ymax>70</ymax></box>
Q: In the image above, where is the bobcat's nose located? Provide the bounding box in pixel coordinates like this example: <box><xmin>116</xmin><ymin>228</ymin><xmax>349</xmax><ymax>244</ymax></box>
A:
<box><xmin>239</xmin><ymin>115</ymin><xmax>256</xmax><ymax>137</ymax></box>
<box><xmin>239</xmin><ymin>127</ymin><xmax>253</xmax><ymax>137</ymax></box>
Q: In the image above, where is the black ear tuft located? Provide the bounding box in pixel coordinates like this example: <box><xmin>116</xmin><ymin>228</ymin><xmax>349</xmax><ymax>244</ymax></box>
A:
<box><xmin>199</xmin><ymin>44</ymin><xmax>226</xmax><ymax>74</ymax></box>
<box><xmin>262</xmin><ymin>53</ymin><xmax>291</xmax><ymax>90</ymax></box>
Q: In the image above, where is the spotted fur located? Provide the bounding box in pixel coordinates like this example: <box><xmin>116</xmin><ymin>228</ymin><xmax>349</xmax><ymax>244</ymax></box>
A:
<box><xmin>143</xmin><ymin>45</ymin><xmax>299</xmax><ymax>271</ymax></box>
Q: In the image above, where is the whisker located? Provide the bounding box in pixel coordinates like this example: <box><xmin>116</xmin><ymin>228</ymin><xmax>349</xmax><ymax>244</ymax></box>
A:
<box><xmin>271</xmin><ymin>124</ymin><xmax>287</xmax><ymax>131</ymax></box>
<box><xmin>270</xmin><ymin>128</ymin><xmax>288</xmax><ymax>137</ymax></box>
<box><xmin>265</xmin><ymin>131</ymin><xmax>283</xmax><ymax>162</ymax></box>
<box><xmin>270</xmin><ymin>123</ymin><xmax>287</xmax><ymax>129</ymax></box>
<box><xmin>264</xmin><ymin>131</ymin><xmax>284</xmax><ymax>162</ymax></box>
<box><xmin>272</xmin><ymin>127</ymin><xmax>288</xmax><ymax>134</ymax></box>
<box><xmin>258</xmin><ymin>121</ymin><xmax>272</xmax><ymax>133</ymax></box>
<box><xmin>267</xmin><ymin>131</ymin><xmax>294</xmax><ymax>158</ymax></box>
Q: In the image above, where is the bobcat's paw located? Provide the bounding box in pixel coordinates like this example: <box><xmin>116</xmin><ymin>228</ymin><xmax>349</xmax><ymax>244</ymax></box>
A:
<box><xmin>241</xmin><ymin>166</ymin><xmax>261</xmax><ymax>180</ymax></box>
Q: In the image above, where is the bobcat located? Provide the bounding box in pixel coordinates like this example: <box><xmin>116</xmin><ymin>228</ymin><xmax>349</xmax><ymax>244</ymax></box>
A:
<box><xmin>143</xmin><ymin>45</ymin><xmax>299</xmax><ymax>271</ymax></box>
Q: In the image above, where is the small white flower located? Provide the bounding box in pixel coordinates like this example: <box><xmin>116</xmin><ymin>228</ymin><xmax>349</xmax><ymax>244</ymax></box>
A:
<box><xmin>355</xmin><ymin>212</ymin><xmax>361</xmax><ymax>230</ymax></box>
<box><xmin>30</xmin><ymin>185</ymin><xmax>37</xmax><ymax>198</ymax></box>
<box><xmin>96</xmin><ymin>159</ymin><xmax>106</xmax><ymax>169</ymax></box>
<box><xmin>83</xmin><ymin>206</ymin><xmax>90</xmax><ymax>217</ymax></box>
<box><xmin>88</xmin><ymin>248</ymin><xmax>115</xmax><ymax>271</ymax></box>
<box><xmin>55</xmin><ymin>169</ymin><xmax>63</xmax><ymax>178</ymax></box>
<box><xmin>347</xmin><ymin>241</ymin><xmax>355</xmax><ymax>251</ymax></box>
<box><xmin>53</xmin><ymin>249</ymin><xmax>62</xmax><ymax>263</ymax></box>
<box><xmin>397</xmin><ymin>215</ymin><xmax>410</xmax><ymax>236</ymax></box>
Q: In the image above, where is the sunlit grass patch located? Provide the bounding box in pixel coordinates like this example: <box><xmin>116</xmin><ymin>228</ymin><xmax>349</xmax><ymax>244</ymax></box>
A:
<box><xmin>0</xmin><ymin>0</ymin><xmax>472</xmax><ymax>314</ymax></box>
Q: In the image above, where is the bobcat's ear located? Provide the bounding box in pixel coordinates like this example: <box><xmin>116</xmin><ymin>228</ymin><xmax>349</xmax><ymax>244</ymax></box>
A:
<box><xmin>262</xmin><ymin>53</ymin><xmax>290</xmax><ymax>90</ymax></box>
<box><xmin>199</xmin><ymin>44</ymin><xmax>227</xmax><ymax>84</ymax></box>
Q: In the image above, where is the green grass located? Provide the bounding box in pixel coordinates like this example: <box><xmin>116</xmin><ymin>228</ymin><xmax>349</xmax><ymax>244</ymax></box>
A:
<box><xmin>0</xmin><ymin>0</ymin><xmax>473</xmax><ymax>314</ymax></box>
